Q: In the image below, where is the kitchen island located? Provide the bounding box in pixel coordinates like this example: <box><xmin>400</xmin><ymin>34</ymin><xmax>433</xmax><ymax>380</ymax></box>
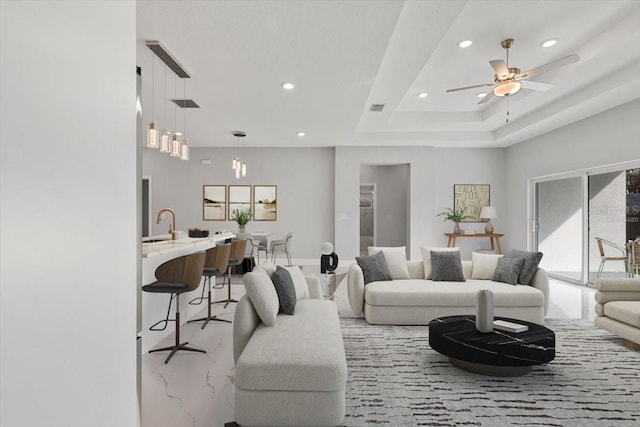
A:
<box><xmin>141</xmin><ymin>232</ymin><xmax>235</xmax><ymax>352</ymax></box>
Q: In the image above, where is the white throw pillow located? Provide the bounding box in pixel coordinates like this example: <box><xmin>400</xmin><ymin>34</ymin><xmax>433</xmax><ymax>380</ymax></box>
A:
<box><xmin>258</xmin><ymin>261</ymin><xmax>277</xmax><ymax>278</ymax></box>
<box><xmin>471</xmin><ymin>252</ymin><xmax>504</xmax><ymax>279</ymax></box>
<box><xmin>243</xmin><ymin>267</ymin><xmax>279</xmax><ymax>326</ymax></box>
<box><xmin>368</xmin><ymin>246</ymin><xmax>410</xmax><ymax>279</ymax></box>
<box><xmin>421</xmin><ymin>246</ymin><xmax>459</xmax><ymax>279</ymax></box>
<box><xmin>281</xmin><ymin>266</ymin><xmax>310</xmax><ymax>300</ymax></box>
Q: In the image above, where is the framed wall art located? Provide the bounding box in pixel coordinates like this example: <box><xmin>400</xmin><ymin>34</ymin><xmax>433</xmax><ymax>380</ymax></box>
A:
<box><xmin>228</xmin><ymin>185</ymin><xmax>252</xmax><ymax>218</ymax></box>
<box><xmin>253</xmin><ymin>185</ymin><xmax>277</xmax><ymax>221</ymax></box>
<box><xmin>454</xmin><ymin>184</ymin><xmax>490</xmax><ymax>222</ymax></box>
<box><xmin>203</xmin><ymin>185</ymin><xmax>226</xmax><ymax>221</ymax></box>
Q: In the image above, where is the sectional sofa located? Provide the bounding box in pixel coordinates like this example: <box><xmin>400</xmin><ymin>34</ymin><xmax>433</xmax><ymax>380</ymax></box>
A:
<box><xmin>233</xmin><ymin>263</ymin><xmax>347</xmax><ymax>427</ymax></box>
<box><xmin>594</xmin><ymin>277</ymin><xmax>640</xmax><ymax>349</ymax></box>
<box><xmin>348</xmin><ymin>248</ymin><xmax>549</xmax><ymax>325</ymax></box>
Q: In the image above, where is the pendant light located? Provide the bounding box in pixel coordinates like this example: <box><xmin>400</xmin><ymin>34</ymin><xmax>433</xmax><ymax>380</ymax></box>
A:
<box><xmin>180</xmin><ymin>79</ymin><xmax>189</xmax><ymax>160</ymax></box>
<box><xmin>170</xmin><ymin>74</ymin><xmax>181</xmax><ymax>157</ymax></box>
<box><xmin>159</xmin><ymin>65</ymin><xmax>171</xmax><ymax>153</ymax></box>
<box><xmin>232</xmin><ymin>131</ymin><xmax>247</xmax><ymax>179</ymax></box>
<box><xmin>146</xmin><ymin>54</ymin><xmax>159</xmax><ymax>149</ymax></box>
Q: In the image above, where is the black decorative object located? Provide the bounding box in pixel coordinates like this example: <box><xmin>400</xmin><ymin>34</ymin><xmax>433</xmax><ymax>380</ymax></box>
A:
<box><xmin>320</xmin><ymin>241</ymin><xmax>339</xmax><ymax>274</ymax></box>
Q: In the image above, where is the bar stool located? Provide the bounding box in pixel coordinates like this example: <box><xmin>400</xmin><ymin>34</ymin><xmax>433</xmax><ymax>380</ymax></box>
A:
<box><xmin>214</xmin><ymin>238</ymin><xmax>247</xmax><ymax>308</ymax></box>
<box><xmin>142</xmin><ymin>251</ymin><xmax>206</xmax><ymax>364</ymax></box>
<box><xmin>188</xmin><ymin>244</ymin><xmax>232</xmax><ymax>328</ymax></box>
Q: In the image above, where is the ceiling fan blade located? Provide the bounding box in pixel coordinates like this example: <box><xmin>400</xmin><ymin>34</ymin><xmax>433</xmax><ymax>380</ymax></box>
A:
<box><xmin>520</xmin><ymin>54</ymin><xmax>579</xmax><ymax>79</ymax></box>
<box><xmin>489</xmin><ymin>59</ymin><xmax>510</xmax><ymax>79</ymax></box>
<box><xmin>477</xmin><ymin>90</ymin><xmax>496</xmax><ymax>105</ymax></box>
<box><xmin>446</xmin><ymin>82</ymin><xmax>494</xmax><ymax>93</ymax></box>
<box><xmin>520</xmin><ymin>80</ymin><xmax>554</xmax><ymax>91</ymax></box>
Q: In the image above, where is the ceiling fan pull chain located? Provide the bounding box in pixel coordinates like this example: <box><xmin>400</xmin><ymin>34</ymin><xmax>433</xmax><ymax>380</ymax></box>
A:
<box><xmin>506</xmin><ymin>98</ymin><xmax>510</xmax><ymax>123</ymax></box>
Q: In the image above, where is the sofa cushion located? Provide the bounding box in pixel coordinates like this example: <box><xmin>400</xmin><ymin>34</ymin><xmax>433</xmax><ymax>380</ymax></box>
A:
<box><xmin>471</xmin><ymin>252</ymin><xmax>504</xmax><ymax>279</ymax></box>
<box><xmin>259</xmin><ymin>261</ymin><xmax>277</xmax><ymax>278</ymax></box>
<box><xmin>243</xmin><ymin>267</ymin><xmax>279</xmax><ymax>326</ymax></box>
<box><xmin>272</xmin><ymin>266</ymin><xmax>296</xmax><ymax>315</ymax></box>
<box><xmin>493</xmin><ymin>257</ymin><xmax>525</xmax><ymax>285</ymax></box>
<box><xmin>421</xmin><ymin>246</ymin><xmax>459</xmax><ymax>279</ymax></box>
<box><xmin>364</xmin><ymin>279</ymin><xmax>544</xmax><ymax>308</ymax></box>
<box><xmin>368</xmin><ymin>246</ymin><xmax>410</xmax><ymax>279</ymax></box>
<box><xmin>356</xmin><ymin>251</ymin><xmax>392</xmax><ymax>284</ymax></box>
<box><xmin>431</xmin><ymin>251</ymin><xmax>465</xmax><ymax>282</ymax></box>
<box><xmin>280</xmin><ymin>265</ymin><xmax>310</xmax><ymax>300</ymax></box>
<box><xmin>505</xmin><ymin>249</ymin><xmax>543</xmax><ymax>285</ymax></box>
<box><xmin>604</xmin><ymin>301</ymin><xmax>640</xmax><ymax>328</ymax></box>
<box><xmin>235</xmin><ymin>299</ymin><xmax>347</xmax><ymax>392</ymax></box>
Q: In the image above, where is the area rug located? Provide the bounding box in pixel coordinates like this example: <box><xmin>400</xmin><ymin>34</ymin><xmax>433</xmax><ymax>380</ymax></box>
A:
<box><xmin>340</xmin><ymin>318</ymin><xmax>640</xmax><ymax>426</ymax></box>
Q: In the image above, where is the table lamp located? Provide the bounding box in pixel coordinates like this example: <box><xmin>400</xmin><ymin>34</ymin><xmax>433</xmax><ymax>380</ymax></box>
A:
<box><xmin>320</xmin><ymin>241</ymin><xmax>339</xmax><ymax>273</ymax></box>
<box><xmin>479</xmin><ymin>206</ymin><xmax>497</xmax><ymax>234</ymax></box>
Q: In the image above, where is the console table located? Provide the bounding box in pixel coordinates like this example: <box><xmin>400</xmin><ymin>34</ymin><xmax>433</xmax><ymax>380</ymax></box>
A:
<box><xmin>445</xmin><ymin>232</ymin><xmax>504</xmax><ymax>254</ymax></box>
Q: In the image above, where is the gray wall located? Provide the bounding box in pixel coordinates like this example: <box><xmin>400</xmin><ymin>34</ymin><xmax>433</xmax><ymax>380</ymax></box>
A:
<box><xmin>505</xmin><ymin>99</ymin><xmax>640</xmax><ymax>252</ymax></box>
<box><xmin>1</xmin><ymin>2</ymin><xmax>138</xmax><ymax>426</ymax></box>
<box><xmin>143</xmin><ymin>147</ymin><xmax>335</xmax><ymax>260</ymax></box>
<box><xmin>360</xmin><ymin>164</ymin><xmax>409</xmax><ymax>251</ymax></box>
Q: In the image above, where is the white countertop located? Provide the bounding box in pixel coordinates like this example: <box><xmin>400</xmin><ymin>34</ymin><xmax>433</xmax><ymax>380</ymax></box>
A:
<box><xmin>141</xmin><ymin>232</ymin><xmax>235</xmax><ymax>258</ymax></box>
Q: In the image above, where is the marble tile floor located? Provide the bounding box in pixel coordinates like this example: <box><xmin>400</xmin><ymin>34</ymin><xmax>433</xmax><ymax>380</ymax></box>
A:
<box><xmin>141</xmin><ymin>268</ymin><xmax>596</xmax><ymax>427</ymax></box>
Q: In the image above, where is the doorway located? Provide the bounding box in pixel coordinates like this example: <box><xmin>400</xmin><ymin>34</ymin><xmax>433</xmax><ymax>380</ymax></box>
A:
<box><xmin>359</xmin><ymin>184</ymin><xmax>376</xmax><ymax>256</ymax></box>
<box><xmin>359</xmin><ymin>164</ymin><xmax>410</xmax><ymax>257</ymax></box>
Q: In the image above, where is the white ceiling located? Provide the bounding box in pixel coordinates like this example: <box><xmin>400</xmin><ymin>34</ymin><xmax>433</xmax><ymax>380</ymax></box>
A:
<box><xmin>136</xmin><ymin>0</ymin><xmax>640</xmax><ymax>149</ymax></box>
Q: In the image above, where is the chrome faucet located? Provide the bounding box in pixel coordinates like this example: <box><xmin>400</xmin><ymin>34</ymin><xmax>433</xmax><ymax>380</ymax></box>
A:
<box><xmin>157</xmin><ymin>208</ymin><xmax>178</xmax><ymax>240</ymax></box>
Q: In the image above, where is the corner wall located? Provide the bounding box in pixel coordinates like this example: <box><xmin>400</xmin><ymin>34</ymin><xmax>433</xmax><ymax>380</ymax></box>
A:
<box><xmin>0</xmin><ymin>2</ymin><xmax>138</xmax><ymax>426</ymax></box>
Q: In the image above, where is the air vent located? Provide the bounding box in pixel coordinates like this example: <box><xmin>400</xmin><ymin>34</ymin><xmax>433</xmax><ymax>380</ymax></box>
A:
<box><xmin>369</xmin><ymin>104</ymin><xmax>385</xmax><ymax>112</ymax></box>
<box><xmin>171</xmin><ymin>99</ymin><xmax>200</xmax><ymax>108</ymax></box>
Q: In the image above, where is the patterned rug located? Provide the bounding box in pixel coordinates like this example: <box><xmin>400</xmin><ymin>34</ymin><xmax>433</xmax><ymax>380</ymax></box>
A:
<box><xmin>340</xmin><ymin>318</ymin><xmax>640</xmax><ymax>426</ymax></box>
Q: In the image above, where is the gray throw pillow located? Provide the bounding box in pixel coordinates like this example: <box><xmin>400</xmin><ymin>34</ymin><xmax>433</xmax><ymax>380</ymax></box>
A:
<box><xmin>356</xmin><ymin>251</ymin><xmax>392</xmax><ymax>284</ymax></box>
<box><xmin>272</xmin><ymin>266</ymin><xmax>297</xmax><ymax>315</ymax></box>
<box><xmin>505</xmin><ymin>250</ymin><xmax>543</xmax><ymax>285</ymax></box>
<box><xmin>493</xmin><ymin>257</ymin><xmax>525</xmax><ymax>285</ymax></box>
<box><xmin>430</xmin><ymin>250</ymin><xmax>465</xmax><ymax>282</ymax></box>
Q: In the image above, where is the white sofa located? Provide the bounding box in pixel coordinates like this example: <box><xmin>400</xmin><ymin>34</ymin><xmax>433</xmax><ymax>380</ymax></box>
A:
<box><xmin>233</xmin><ymin>267</ymin><xmax>347</xmax><ymax>427</ymax></box>
<box><xmin>348</xmin><ymin>260</ymin><xmax>549</xmax><ymax>325</ymax></box>
<box><xmin>594</xmin><ymin>277</ymin><xmax>640</xmax><ymax>349</ymax></box>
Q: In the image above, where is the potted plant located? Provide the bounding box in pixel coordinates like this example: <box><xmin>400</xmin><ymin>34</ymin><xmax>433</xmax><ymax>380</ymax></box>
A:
<box><xmin>437</xmin><ymin>206</ymin><xmax>469</xmax><ymax>234</ymax></box>
<box><xmin>231</xmin><ymin>208</ymin><xmax>252</xmax><ymax>233</ymax></box>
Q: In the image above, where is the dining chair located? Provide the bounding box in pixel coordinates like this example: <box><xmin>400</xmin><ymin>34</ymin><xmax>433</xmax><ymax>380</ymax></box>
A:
<box><xmin>270</xmin><ymin>232</ymin><xmax>293</xmax><ymax>266</ymax></box>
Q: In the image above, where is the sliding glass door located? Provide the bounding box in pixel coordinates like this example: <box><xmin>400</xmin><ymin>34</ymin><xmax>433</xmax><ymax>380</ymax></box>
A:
<box><xmin>532</xmin><ymin>164</ymin><xmax>640</xmax><ymax>286</ymax></box>
<box><xmin>535</xmin><ymin>177</ymin><xmax>584</xmax><ymax>283</ymax></box>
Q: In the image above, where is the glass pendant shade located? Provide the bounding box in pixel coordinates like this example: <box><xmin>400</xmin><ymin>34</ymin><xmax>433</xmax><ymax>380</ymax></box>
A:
<box><xmin>180</xmin><ymin>139</ymin><xmax>189</xmax><ymax>160</ymax></box>
<box><xmin>494</xmin><ymin>81</ymin><xmax>521</xmax><ymax>96</ymax></box>
<box><xmin>160</xmin><ymin>129</ymin><xmax>171</xmax><ymax>153</ymax></box>
<box><xmin>232</xmin><ymin>156</ymin><xmax>239</xmax><ymax>169</ymax></box>
<box><xmin>241</xmin><ymin>162</ymin><xmax>247</xmax><ymax>177</ymax></box>
<box><xmin>170</xmin><ymin>132</ymin><xmax>181</xmax><ymax>157</ymax></box>
<box><xmin>235</xmin><ymin>166</ymin><xmax>240</xmax><ymax>179</ymax></box>
<box><xmin>146</xmin><ymin>122</ymin><xmax>159</xmax><ymax>149</ymax></box>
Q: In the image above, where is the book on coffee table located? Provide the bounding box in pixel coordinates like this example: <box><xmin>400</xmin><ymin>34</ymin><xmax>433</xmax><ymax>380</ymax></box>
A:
<box><xmin>493</xmin><ymin>319</ymin><xmax>529</xmax><ymax>333</ymax></box>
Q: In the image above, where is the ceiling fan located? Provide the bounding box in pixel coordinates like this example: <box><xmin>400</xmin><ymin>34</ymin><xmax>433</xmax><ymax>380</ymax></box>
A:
<box><xmin>447</xmin><ymin>38</ymin><xmax>579</xmax><ymax>105</ymax></box>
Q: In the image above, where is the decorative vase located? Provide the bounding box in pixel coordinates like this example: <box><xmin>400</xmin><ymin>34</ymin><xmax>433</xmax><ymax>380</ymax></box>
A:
<box><xmin>453</xmin><ymin>222</ymin><xmax>461</xmax><ymax>234</ymax></box>
<box><xmin>476</xmin><ymin>289</ymin><xmax>494</xmax><ymax>333</ymax></box>
<box><xmin>239</xmin><ymin>226</ymin><xmax>246</xmax><ymax>233</ymax></box>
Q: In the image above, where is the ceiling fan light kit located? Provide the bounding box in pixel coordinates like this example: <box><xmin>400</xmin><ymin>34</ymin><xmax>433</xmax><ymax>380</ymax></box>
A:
<box><xmin>447</xmin><ymin>37</ymin><xmax>579</xmax><ymax>106</ymax></box>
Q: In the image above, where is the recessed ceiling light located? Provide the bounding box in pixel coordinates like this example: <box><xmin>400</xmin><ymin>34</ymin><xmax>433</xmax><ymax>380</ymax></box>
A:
<box><xmin>541</xmin><ymin>39</ymin><xmax>557</xmax><ymax>48</ymax></box>
<box><xmin>297</xmin><ymin>132</ymin><xmax>305</xmax><ymax>137</ymax></box>
<box><xmin>459</xmin><ymin>40</ymin><xmax>473</xmax><ymax>48</ymax></box>
<box><xmin>281</xmin><ymin>82</ymin><xmax>295</xmax><ymax>90</ymax></box>
<box><xmin>417</xmin><ymin>92</ymin><xmax>428</xmax><ymax>98</ymax></box>
<box><xmin>476</xmin><ymin>92</ymin><xmax>487</xmax><ymax>98</ymax></box>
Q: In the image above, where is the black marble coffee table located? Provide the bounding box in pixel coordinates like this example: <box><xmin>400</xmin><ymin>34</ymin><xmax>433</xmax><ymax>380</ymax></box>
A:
<box><xmin>429</xmin><ymin>315</ymin><xmax>555</xmax><ymax>376</ymax></box>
